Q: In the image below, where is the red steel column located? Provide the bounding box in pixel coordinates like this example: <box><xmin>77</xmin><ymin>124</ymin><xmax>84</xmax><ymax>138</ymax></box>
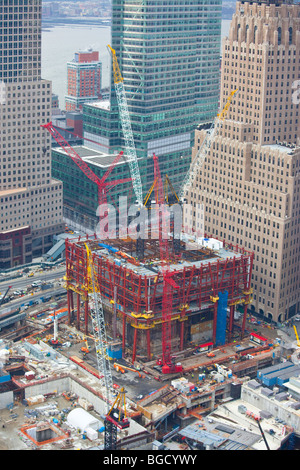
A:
<box><xmin>147</xmin><ymin>327</ymin><xmax>151</xmax><ymax>361</ymax></box>
<box><xmin>122</xmin><ymin>313</ymin><xmax>126</xmax><ymax>358</ymax></box>
<box><xmin>70</xmin><ymin>291</ymin><xmax>74</xmax><ymax>323</ymax></box>
<box><xmin>67</xmin><ymin>290</ymin><xmax>72</xmax><ymax>324</ymax></box>
<box><xmin>228</xmin><ymin>304</ymin><xmax>234</xmax><ymax>342</ymax></box>
<box><xmin>77</xmin><ymin>293</ymin><xmax>81</xmax><ymax>331</ymax></box>
<box><xmin>132</xmin><ymin>326</ymin><xmax>138</xmax><ymax>364</ymax></box>
<box><xmin>180</xmin><ymin>321</ymin><xmax>185</xmax><ymax>351</ymax></box>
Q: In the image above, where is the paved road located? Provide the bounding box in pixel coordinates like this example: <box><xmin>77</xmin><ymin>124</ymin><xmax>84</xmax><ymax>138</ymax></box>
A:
<box><xmin>0</xmin><ymin>266</ymin><xmax>66</xmax><ymax>292</ymax></box>
<box><xmin>0</xmin><ymin>266</ymin><xmax>67</xmax><ymax>312</ymax></box>
<box><xmin>0</xmin><ymin>288</ymin><xmax>67</xmax><ymax>312</ymax></box>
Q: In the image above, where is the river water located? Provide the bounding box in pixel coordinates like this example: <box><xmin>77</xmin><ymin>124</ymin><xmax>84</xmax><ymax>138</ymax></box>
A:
<box><xmin>41</xmin><ymin>19</ymin><xmax>232</xmax><ymax>109</ymax></box>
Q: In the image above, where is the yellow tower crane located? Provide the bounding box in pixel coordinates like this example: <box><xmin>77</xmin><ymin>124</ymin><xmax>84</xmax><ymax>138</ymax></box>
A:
<box><xmin>294</xmin><ymin>325</ymin><xmax>300</xmax><ymax>347</ymax></box>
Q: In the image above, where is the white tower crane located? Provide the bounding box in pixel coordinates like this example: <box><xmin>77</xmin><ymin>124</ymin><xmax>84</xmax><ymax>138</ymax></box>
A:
<box><xmin>107</xmin><ymin>45</ymin><xmax>143</xmax><ymax>206</ymax></box>
<box><xmin>179</xmin><ymin>89</ymin><xmax>238</xmax><ymax>202</ymax></box>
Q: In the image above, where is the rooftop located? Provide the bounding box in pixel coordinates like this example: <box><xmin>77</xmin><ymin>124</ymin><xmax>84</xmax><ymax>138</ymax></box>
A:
<box><xmin>72</xmin><ymin>234</ymin><xmax>249</xmax><ymax>278</ymax></box>
<box><xmin>266</xmin><ymin>143</ymin><xmax>297</xmax><ymax>154</ymax></box>
<box><xmin>205</xmin><ymin>398</ymin><xmax>293</xmax><ymax>450</ymax></box>
<box><xmin>53</xmin><ymin>145</ymin><xmax>128</xmax><ymax>169</ymax></box>
<box><xmin>0</xmin><ymin>188</ymin><xmax>27</xmax><ymax>197</ymax></box>
<box><xmin>87</xmin><ymin>99</ymin><xmax>110</xmax><ymax>110</ymax></box>
<box><xmin>178</xmin><ymin>422</ymin><xmax>255</xmax><ymax>450</ymax></box>
<box><xmin>240</xmin><ymin>0</ymin><xmax>293</xmax><ymax>5</ymax></box>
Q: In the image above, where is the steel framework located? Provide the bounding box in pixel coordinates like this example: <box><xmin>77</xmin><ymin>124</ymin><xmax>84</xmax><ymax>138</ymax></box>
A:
<box><xmin>65</xmin><ymin>234</ymin><xmax>254</xmax><ymax>364</ymax></box>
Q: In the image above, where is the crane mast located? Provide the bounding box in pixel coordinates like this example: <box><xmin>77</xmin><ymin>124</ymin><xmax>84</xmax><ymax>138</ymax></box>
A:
<box><xmin>153</xmin><ymin>154</ymin><xmax>181</xmax><ymax>374</ymax></box>
<box><xmin>85</xmin><ymin>244</ymin><xmax>129</xmax><ymax>450</ymax></box>
<box><xmin>85</xmin><ymin>244</ymin><xmax>114</xmax><ymax>407</ymax></box>
<box><xmin>107</xmin><ymin>45</ymin><xmax>143</xmax><ymax>206</ymax></box>
<box><xmin>179</xmin><ymin>90</ymin><xmax>238</xmax><ymax>201</ymax></box>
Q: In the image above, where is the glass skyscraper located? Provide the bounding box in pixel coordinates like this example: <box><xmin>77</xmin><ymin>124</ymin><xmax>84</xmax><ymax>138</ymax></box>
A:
<box><xmin>83</xmin><ymin>0</ymin><xmax>222</xmax><ymax>194</ymax></box>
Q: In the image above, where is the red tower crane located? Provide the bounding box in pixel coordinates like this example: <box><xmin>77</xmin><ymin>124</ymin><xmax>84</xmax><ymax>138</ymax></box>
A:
<box><xmin>152</xmin><ymin>154</ymin><xmax>182</xmax><ymax>374</ymax></box>
<box><xmin>41</xmin><ymin>122</ymin><xmax>131</xmax><ymax>212</ymax></box>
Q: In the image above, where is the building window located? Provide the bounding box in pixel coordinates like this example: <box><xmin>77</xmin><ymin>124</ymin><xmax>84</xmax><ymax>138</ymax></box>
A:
<box><xmin>278</xmin><ymin>27</ymin><xmax>282</xmax><ymax>45</ymax></box>
<box><xmin>289</xmin><ymin>27</ymin><xmax>293</xmax><ymax>45</ymax></box>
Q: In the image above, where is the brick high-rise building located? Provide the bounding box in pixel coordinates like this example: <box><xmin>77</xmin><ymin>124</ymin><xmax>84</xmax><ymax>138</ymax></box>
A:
<box><xmin>186</xmin><ymin>0</ymin><xmax>300</xmax><ymax>323</ymax></box>
<box><xmin>65</xmin><ymin>50</ymin><xmax>102</xmax><ymax>112</ymax></box>
<box><xmin>0</xmin><ymin>0</ymin><xmax>64</xmax><ymax>269</ymax></box>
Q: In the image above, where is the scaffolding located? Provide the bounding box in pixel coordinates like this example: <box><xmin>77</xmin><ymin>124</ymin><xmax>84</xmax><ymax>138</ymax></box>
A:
<box><xmin>64</xmin><ymin>234</ymin><xmax>254</xmax><ymax>364</ymax></box>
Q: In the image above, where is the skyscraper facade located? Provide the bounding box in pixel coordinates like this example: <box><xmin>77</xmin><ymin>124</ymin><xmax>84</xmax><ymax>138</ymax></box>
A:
<box><xmin>83</xmin><ymin>0</ymin><xmax>222</xmax><ymax>194</ymax></box>
<box><xmin>186</xmin><ymin>0</ymin><xmax>300</xmax><ymax>323</ymax></box>
<box><xmin>0</xmin><ymin>0</ymin><xmax>64</xmax><ymax>268</ymax></box>
<box><xmin>65</xmin><ymin>50</ymin><xmax>102</xmax><ymax>112</ymax></box>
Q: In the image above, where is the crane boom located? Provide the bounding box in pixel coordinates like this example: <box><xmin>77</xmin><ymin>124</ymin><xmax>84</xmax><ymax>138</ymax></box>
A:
<box><xmin>42</xmin><ymin>122</ymin><xmax>102</xmax><ymax>187</ymax></box>
<box><xmin>85</xmin><ymin>244</ymin><xmax>113</xmax><ymax>409</ymax></box>
<box><xmin>153</xmin><ymin>154</ymin><xmax>181</xmax><ymax>374</ymax></box>
<box><xmin>107</xmin><ymin>45</ymin><xmax>143</xmax><ymax>206</ymax></box>
<box><xmin>42</xmin><ymin>122</ymin><xmax>131</xmax><ymax>212</ymax></box>
<box><xmin>0</xmin><ymin>286</ymin><xmax>12</xmax><ymax>307</ymax></box>
<box><xmin>179</xmin><ymin>90</ymin><xmax>238</xmax><ymax>201</ymax></box>
<box><xmin>153</xmin><ymin>153</ymin><xmax>169</xmax><ymax>263</ymax></box>
<box><xmin>85</xmin><ymin>244</ymin><xmax>130</xmax><ymax>449</ymax></box>
<box><xmin>294</xmin><ymin>325</ymin><xmax>300</xmax><ymax>347</ymax></box>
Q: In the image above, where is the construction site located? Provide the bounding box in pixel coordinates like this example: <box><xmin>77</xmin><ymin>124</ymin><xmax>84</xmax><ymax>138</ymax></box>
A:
<box><xmin>0</xmin><ymin>224</ymin><xmax>298</xmax><ymax>450</ymax></box>
<box><xmin>64</xmin><ymin>233</ymin><xmax>254</xmax><ymax>367</ymax></box>
<box><xmin>0</xmin><ymin>294</ymin><xmax>298</xmax><ymax>451</ymax></box>
<box><xmin>0</xmin><ymin>51</ymin><xmax>299</xmax><ymax>451</ymax></box>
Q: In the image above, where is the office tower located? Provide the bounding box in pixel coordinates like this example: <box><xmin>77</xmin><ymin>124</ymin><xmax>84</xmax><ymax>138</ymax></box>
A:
<box><xmin>65</xmin><ymin>50</ymin><xmax>102</xmax><ymax>112</ymax></box>
<box><xmin>83</xmin><ymin>0</ymin><xmax>222</xmax><ymax>194</ymax></box>
<box><xmin>52</xmin><ymin>94</ymin><xmax>59</xmax><ymax>110</ymax></box>
<box><xmin>186</xmin><ymin>0</ymin><xmax>300</xmax><ymax>323</ymax></box>
<box><xmin>0</xmin><ymin>0</ymin><xmax>64</xmax><ymax>269</ymax></box>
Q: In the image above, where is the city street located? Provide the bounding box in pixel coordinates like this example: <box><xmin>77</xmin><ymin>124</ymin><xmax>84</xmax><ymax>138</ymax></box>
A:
<box><xmin>0</xmin><ymin>265</ymin><xmax>67</xmax><ymax>310</ymax></box>
<box><xmin>0</xmin><ymin>266</ymin><xmax>66</xmax><ymax>291</ymax></box>
<box><xmin>1</xmin><ymin>288</ymin><xmax>67</xmax><ymax>311</ymax></box>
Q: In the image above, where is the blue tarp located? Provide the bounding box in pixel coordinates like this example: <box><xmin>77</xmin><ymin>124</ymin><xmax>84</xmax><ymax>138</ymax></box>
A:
<box><xmin>216</xmin><ymin>290</ymin><xmax>228</xmax><ymax>346</ymax></box>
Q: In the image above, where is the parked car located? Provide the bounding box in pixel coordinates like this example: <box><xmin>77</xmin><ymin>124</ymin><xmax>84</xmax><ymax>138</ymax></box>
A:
<box><xmin>32</xmin><ymin>280</ymin><xmax>42</xmax><ymax>287</ymax></box>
